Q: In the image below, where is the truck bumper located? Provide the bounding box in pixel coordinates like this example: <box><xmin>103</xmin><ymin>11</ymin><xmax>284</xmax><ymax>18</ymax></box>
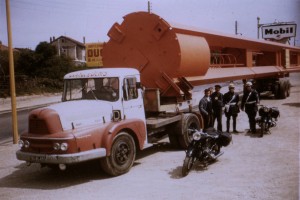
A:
<box><xmin>16</xmin><ymin>148</ymin><xmax>106</xmax><ymax>164</ymax></box>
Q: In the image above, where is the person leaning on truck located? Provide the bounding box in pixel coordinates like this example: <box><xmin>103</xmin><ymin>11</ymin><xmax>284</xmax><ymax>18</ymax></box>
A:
<box><xmin>199</xmin><ymin>89</ymin><xmax>213</xmax><ymax>132</ymax></box>
<box><xmin>241</xmin><ymin>82</ymin><xmax>260</xmax><ymax>134</ymax></box>
<box><xmin>223</xmin><ymin>83</ymin><xmax>240</xmax><ymax>133</ymax></box>
<box><xmin>210</xmin><ymin>84</ymin><xmax>224</xmax><ymax>132</ymax></box>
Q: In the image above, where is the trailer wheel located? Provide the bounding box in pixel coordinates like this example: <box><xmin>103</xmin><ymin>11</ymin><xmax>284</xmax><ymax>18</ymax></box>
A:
<box><xmin>286</xmin><ymin>80</ymin><xmax>291</xmax><ymax>97</ymax></box>
<box><xmin>278</xmin><ymin>80</ymin><xmax>288</xmax><ymax>99</ymax></box>
<box><xmin>100</xmin><ymin>132</ymin><xmax>136</xmax><ymax>176</ymax></box>
<box><xmin>177</xmin><ymin>113</ymin><xmax>200</xmax><ymax>149</ymax></box>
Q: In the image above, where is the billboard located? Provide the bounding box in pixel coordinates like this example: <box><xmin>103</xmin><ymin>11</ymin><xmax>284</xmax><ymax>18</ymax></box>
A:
<box><xmin>262</xmin><ymin>23</ymin><xmax>297</xmax><ymax>40</ymax></box>
<box><xmin>86</xmin><ymin>43</ymin><xmax>103</xmax><ymax>67</ymax></box>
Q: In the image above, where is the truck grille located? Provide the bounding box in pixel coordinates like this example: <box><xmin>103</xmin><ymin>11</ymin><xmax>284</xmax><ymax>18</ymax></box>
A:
<box><xmin>29</xmin><ymin>118</ymin><xmax>50</xmax><ymax>134</ymax></box>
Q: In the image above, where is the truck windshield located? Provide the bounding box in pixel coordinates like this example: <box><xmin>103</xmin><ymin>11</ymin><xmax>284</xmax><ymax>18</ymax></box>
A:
<box><xmin>63</xmin><ymin>77</ymin><xmax>119</xmax><ymax>102</ymax></box>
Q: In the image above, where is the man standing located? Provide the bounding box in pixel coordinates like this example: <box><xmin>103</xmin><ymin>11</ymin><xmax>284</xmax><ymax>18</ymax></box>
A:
<box><xmin>210</xmin><ymin>85</ymin><xmax>223</xmax><ymax>132</ymax></box>
<box><xmin>223</xmin><ymin>83</ymin><xmax>240</xmax><ymax>133</ymax></box>
<box><xmin>241</xmin><ymin>82</ymin><xmax>260</xmax><ymax>133</ymax></box>
<box><xmin>199</xmin><ymin>89</ymin><xmax>213</xmax><ymax>131</ymax></box>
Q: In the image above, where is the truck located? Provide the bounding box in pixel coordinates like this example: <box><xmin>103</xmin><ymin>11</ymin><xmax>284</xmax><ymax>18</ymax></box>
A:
<box><xmin>16</xmin><ymin>12</ymin><xmax>300</xmax><ymax>176</ymax></box>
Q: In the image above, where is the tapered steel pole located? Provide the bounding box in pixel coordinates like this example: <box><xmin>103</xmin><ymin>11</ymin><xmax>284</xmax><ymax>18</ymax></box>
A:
<box><xmin>6</xmin><ymin>0</ymin><xmax>19</xmax><ymax>144</ymax></box>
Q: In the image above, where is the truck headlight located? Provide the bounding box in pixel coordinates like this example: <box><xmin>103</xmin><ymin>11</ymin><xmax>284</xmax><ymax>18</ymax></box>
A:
<box><xmin>60</xmin><ymin>143</ymin><xmax>68</xmax><ymax>151</ymax></box>
<box><xmin>53</xmin><ymin>142</ymin><xmax>68</xmax><ymax>151</ymax></box>
<box><xmin>18</xmin><ymin>140</ymin><xmax>24</xmax><ymax>148</ymax></box>
<box><xmin>24</xmin><ymin>140</ymin><xmax>30</xmax><ymax>148</ymax></box>
<box><xmin>53</xmin><ymin>143</ymin><xmax>60</xmax><ymax>151</ymax></box>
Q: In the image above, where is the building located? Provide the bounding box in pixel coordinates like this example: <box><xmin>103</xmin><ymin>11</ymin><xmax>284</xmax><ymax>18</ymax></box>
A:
<box><xmin>50</xmin><ymin>36</ymin><xmax>86</xmax><ymax>66</ymax></box>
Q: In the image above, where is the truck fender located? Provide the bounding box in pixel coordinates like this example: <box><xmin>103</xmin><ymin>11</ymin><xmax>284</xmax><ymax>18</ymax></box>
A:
<box><xmin>102</xmin><ymin>119</ymin><xmax>146</xmax><ymax>156</ymax></box>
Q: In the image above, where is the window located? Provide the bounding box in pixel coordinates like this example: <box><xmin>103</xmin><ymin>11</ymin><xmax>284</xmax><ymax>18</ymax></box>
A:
<box><xmin>63</xmin><ymin>77</ymin><xmax>119</xmax><ymax>102</ymax></box>
<box><xmin>123</xmin><ymin>77</ymin><xmax>138</xmax><ymax>100</ymax></box>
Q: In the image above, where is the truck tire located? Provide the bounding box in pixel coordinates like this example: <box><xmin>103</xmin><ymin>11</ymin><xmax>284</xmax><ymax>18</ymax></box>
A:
<box><xmin>167</xmin><ymin>128</ymin><xmax>181</xmax><ymax>149</ymax></box>
<box><xmin>100</xmin><ymin>132</ymin><xmax>136</xmax><ymax>176</ymax></box>
<box><xmin>177</xmin><ymin>113</ymin><xmax>200</xmax><ymax>149</ymax></box>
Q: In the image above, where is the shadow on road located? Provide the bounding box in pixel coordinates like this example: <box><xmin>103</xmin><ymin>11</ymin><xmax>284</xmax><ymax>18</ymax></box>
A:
<box><xmin>168</xmin><ymin>159</ymin><xmax>219</xmax><ymax>179</ymax></box>
<box><xmin>0</xmin><ymin>160</ymin><xmax>112</xmax><ymax>190</ymax></box>
<box><xmin>282</xmin><ymin>102</ymin><xmax>300</xmax><ymax>108</ymax></box>
<box><xmin>0</xmin><ymin>141</ymin><xmax>181</xmax><ymax>190</ymax></box>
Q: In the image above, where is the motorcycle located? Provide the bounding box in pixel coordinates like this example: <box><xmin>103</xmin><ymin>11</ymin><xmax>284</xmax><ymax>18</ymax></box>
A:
<box><xmin>182</xmin><ymin>128</ymin><xmax>232</xmax><ymax>177</ymax></box>
<box><xmin>256</xmin><ymin>105</ymin><xmax>280</xmax><ymax>137</ymax></box>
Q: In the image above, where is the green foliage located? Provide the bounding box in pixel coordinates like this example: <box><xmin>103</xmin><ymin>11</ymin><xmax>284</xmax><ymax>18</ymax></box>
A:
<box><xmin>0</xmin><ymin>41</ymin><xmax>86</xmax><ymax>97</ymax></box>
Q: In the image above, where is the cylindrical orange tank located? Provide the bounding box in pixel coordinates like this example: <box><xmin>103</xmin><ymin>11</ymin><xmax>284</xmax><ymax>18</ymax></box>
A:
<box><xmin>102</xmin><ymin>12</ymin><xmax>210</xmax><ymax>100</ymax></box>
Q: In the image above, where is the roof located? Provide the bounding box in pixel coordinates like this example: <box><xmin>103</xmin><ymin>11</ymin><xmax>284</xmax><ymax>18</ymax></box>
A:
<box><xmin>51</xmin><ymin>36</ymin><xmax>85</xmax><ymax>48</ymax></box>
<box><xmin>64</xmin><ymin>68</ymin><xmax>140</xmax><ymax>79</ymax></box>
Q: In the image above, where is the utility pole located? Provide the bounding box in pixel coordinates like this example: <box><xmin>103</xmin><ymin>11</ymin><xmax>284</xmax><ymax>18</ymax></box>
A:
<box><xmin>235</xmin><ymin>20</ymin><xmax>242</xmax><ymax>36</ymax></box>
<box><xmin>6</xmin><ymin>0</ymin><xmax>19</xmax><ymax>144</ymax></box>
<box><xmin>257</xmin><ymin>17</ymin><xmax>263</xmax><ymax>39</ymax></box>
<box><xmin>148</xmin><ymin>1</ymin><xmax>152</xmax><ymax>13</ymax></box>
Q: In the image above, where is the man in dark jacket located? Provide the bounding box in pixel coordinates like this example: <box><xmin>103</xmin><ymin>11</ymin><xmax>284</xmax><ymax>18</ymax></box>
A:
<box><xmin>199</xmin><ymin>89</ymin><xmax>213</xmax><ymax>131</ymax></box>
<box><xmin>223</xmin><ymin>83</ymin><xmax>240</xmax><ymax>133</ymax></box>
<box><xmin>210</xmin><ymin>85</ymin><xmax>223</xmax><ymax>132</ymax></box>
<box><xmin>241</xmin><ymin>82</ymin><xmax>260</xmax><ymax>133</ymax></box>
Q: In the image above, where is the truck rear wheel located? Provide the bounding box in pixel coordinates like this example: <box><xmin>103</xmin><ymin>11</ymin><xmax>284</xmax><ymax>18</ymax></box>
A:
<box><xmin>100</xmin><ymin>132</ymin><xmax>136</xmax><ymax>176</ymax></box>
<box><xmin>177</xmin><ymin>113</ymin><xmax>200</xmax><ymax>149</ymax></box>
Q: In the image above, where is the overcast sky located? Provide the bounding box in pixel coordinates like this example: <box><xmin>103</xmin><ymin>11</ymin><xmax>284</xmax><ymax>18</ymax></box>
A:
<box><xmin>0</xmin><ymin>0</ymin><xmax>299</xmax><ymax>49</ymax></box>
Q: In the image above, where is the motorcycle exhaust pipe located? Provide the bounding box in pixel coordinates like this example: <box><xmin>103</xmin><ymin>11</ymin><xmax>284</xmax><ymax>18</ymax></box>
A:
<box><xmin>205</xmin><ymin>150</ymin><xmax>224</xmax><ymax>160</ymax></box>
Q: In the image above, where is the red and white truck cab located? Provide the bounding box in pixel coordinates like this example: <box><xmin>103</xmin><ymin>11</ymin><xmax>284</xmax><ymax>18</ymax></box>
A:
<box><xmin>17</xmin><ymin>68</ymin><xmax>149</xmax><ymax>176</ymax></box>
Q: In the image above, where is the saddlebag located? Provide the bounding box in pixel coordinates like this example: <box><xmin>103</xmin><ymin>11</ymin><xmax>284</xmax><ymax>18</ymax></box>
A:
<box><xmin>271</xmin><ymin>107</ymin><xmax>280</xmax><ymax>119</ymax></box>
<box><xmin>218</xmin><ymin>132</ymin><xmax>232</xmax><ymax>147</ymax></box>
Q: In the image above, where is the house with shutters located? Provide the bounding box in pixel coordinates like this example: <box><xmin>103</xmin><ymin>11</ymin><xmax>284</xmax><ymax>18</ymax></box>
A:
<box><xmin>50</xmin><ymin>36</ymin><xmax>86</xmax><ymax>66</ymax></box>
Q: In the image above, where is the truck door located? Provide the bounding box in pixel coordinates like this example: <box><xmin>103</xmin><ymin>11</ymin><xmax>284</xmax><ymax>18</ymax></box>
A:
<box><xmin>122</xmin><ymin>77</ymin><xmax>145</xmax><ymax>120</ymax></box>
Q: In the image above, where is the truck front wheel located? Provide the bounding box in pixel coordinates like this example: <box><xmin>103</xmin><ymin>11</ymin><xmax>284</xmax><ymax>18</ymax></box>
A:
<box><xmin>100</xmin><ymin>132</ymin><xmax>136</xmax><ymax>176</ymax></box>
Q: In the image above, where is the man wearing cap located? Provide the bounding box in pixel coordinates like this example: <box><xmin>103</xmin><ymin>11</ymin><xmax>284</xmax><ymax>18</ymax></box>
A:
<box><xmin>241</xmin><ymin>82</ymin><xmax>260</xmax><ymax>133</ymax></box>
<box><xmin>210</xmin><ymin>85</ymin><xmax>224</xmax><ymax>132</ymax></box>
<box><xmin>223</xmin><ymin>83</ymin><xmax>240</xmax><ymax>133</ymax></box>
<box><xmin>199</xmin><ymin>89</ymin><xmax>213</xmax><ymax>131</ymax></box>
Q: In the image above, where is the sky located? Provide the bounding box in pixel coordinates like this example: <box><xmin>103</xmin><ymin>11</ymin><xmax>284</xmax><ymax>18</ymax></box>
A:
<box><xmin>0</xmin><ymin>0</ymin><xmax>300</xmax><ymax>49</ymax></box>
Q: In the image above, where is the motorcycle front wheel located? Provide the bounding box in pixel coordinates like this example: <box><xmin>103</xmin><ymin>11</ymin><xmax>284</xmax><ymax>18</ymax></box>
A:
<box><xmin>182</xmin><ymin>156</ymin><xmax>195</xmax><ymax>177</ymax></box>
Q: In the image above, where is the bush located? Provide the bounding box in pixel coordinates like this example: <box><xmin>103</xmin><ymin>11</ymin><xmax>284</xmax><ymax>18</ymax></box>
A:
<box><xmin>0</xmin><ymin>41</ymin><xmax>86</xmax><ymax>98</ymax></box>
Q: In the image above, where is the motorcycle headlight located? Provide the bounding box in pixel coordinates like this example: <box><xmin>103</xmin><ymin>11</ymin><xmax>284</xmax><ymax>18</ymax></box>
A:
<box><xmin>193</xmin><ymin>132</ymin><xmax>201</xmax><ymax>141</ymax></box>
<box><xmin>263</xmin><ymin>107</ymin><xmax>269</xmax><ymax>112</ymax></box>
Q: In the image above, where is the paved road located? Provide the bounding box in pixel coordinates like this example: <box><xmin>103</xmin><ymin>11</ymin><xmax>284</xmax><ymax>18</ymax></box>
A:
<box><xmin>0</xmin><ymin>109</ymin><xmax>31</xmax><ymax>140</ymax></box>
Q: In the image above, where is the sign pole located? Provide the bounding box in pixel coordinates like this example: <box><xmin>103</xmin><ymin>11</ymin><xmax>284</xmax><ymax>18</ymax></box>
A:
<box><xmin>6</xmin><ymin>0</ymin><xmax>19</xmax><ymax>144</ymax></box>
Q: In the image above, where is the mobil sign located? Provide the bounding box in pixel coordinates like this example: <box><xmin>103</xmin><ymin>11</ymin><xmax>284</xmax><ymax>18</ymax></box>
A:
<box><xmin>262</xmin><ymin>23</ymin><xmax>297</xmax><ymax>40</ymax></box>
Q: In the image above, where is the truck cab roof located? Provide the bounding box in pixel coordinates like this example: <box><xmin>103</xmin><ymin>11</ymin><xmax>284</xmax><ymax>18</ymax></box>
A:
<box><xmin>64</xmin><ymin>68</ymin><xmax>140</xmax><ymax>79</ymax></box>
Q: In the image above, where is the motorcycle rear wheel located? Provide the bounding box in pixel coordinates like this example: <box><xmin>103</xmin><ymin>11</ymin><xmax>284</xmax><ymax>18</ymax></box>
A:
<box><xmin>182</xmin><ymin>156</ymin><xmax>195</xmax><ymax>177</ymax></box>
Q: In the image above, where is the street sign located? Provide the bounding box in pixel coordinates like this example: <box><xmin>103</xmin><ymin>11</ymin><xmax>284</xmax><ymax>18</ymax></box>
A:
<box><xmin>86</xmin><ymin>43</ymin><xmax>103</xmax><ymax>67</ymax></box>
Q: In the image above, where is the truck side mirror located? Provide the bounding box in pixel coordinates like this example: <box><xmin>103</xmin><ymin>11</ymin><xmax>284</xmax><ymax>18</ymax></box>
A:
<box><xmin>136</xmin><ymin>82</ymin><xmax>142</xmax><ymax>89</ymax></box>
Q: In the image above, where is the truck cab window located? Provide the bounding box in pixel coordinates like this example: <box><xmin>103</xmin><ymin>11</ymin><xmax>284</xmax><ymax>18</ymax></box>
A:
<box><xmin>123</xmin><ymin>77</ymin><xmax>138</xmax><ymax>101</ymax></box>
<box><xmin>63</xmin><ymin>78</ymin><xmax>119</xmax><ymax>102</ymax></box>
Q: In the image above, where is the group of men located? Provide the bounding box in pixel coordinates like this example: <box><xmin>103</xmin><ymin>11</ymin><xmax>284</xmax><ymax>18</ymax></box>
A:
<box><xmin>199</xmin><ymin>82</ymin><xmax>260</xmax><ymax>134</ymax></box>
